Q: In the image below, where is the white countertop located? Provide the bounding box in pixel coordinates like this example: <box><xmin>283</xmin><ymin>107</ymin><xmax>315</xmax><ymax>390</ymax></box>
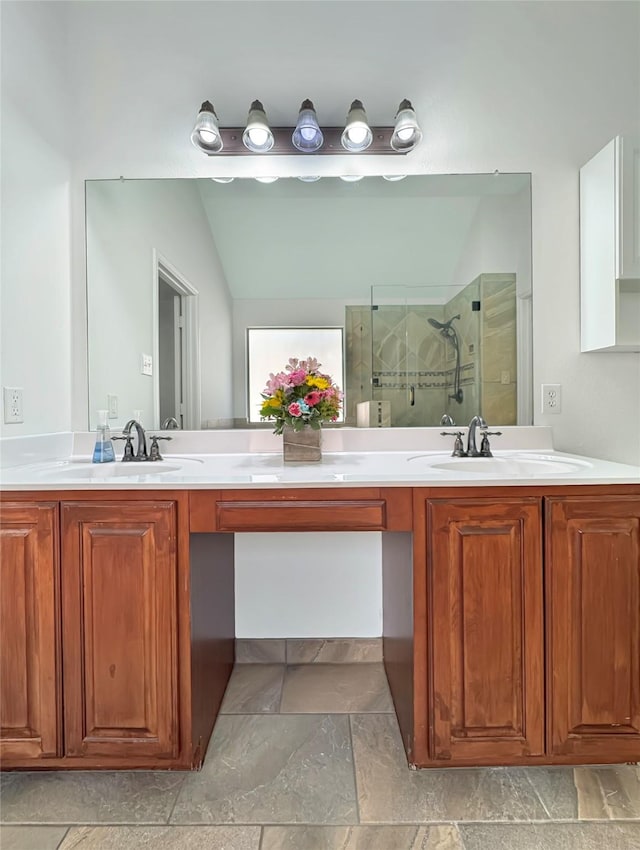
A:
<box><xmin>2</xmin><ymin>447</ymin><xmax>638</xmax><ymax>490</ymax></box>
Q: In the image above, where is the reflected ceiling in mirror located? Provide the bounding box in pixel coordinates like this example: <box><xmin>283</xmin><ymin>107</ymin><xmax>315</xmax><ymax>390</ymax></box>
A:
<box><xmin>85</xmin><ymin>173</ymin><xmax>532</xmax><ymax>431</ymax></box>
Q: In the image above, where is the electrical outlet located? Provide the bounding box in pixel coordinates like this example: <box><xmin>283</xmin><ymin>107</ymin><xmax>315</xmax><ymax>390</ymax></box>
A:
<box><xmin>3</xmin><ymin>387</ymin><xmax>24</xmax><ymax>423</ymax></box>
<box><xmin>141</xmin><ymin>354</ymin><xmax>153</xmax><ymax>376</ymax></box>
<box><xmin>541</xmin><ymin>383</ymin><xmax>562</xmax><ymax>414</ymax></box>
<box><xmin>107</xmin><ymin>394</ymin><xmax>118</xmax><ymax>418</ymax></box>
<box><xmin>501</xmin><ymin>370</ymin><xmax>510</xmax><ymax>385</ymax></box>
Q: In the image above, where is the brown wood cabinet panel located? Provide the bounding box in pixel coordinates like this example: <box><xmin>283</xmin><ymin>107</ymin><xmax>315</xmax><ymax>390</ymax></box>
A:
<box><xmin>0</xmin><ymin>503</ymin><xmax>60</xmax><ymax>761</ymax></box>
<box><xmin>547</xmin><ymin>496</ymin><xmax>640</xmax><ymax>760</ymax></box>
<box><xmin>426</xmin><ymin>498</ymin><xmax>544</xmax><ymax>763</ymax></box>
<box><xmin>61</xmin><ymin>502</ymin><xmax>179</xmax><ymax>760</ymax></box>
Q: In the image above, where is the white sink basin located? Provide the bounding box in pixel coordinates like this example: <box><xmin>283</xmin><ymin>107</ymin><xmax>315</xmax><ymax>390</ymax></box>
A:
<box><xmin>423</xmin><ymin>455</ymin><xmax>591</xmax><ymax>475</ymax></box>
<box><xmin>38</xmin><ymin>456</ymin><xmax>204</xmax><ymax>480</ymax></box>
<box><xmin>41</xmin><ymin>462</ymin><xmax>183</xmax><ymax>479</ymax></box>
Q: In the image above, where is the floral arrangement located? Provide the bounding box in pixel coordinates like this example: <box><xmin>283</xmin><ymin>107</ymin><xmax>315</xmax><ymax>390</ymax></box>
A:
<box><xmin>260</xmin><ymin>357</ymin><xmax>342</xmax><ymax>434</ymax></box>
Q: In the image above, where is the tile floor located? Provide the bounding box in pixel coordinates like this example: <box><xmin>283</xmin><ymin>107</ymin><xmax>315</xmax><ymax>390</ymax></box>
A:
<box><xmin>1</xmin><ymin>641</ymin><xmax>639</xmax><ymax>849</ymax></box>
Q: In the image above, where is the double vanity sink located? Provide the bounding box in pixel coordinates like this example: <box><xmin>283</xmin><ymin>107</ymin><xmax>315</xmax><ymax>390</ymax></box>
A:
<box><xmin>1</xmin><ymin>426</ymin><xmax>639</xmax><ymax>772</ymax></box>
<box><xmin>4</xmin><ymin>448</ymin><xmax>631</xmax><ymax>488</ymax></box>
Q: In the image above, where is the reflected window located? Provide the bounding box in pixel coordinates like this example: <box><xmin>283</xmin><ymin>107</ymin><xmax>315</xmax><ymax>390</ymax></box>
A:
<box><xmin>247</xmin><ymin>327</ymin><xmax>345</xmax><ymax>424</ymax></box>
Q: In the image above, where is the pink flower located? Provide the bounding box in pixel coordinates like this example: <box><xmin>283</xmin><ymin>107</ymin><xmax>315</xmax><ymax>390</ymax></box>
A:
<box><xmin>304</xmin><ymin>391</ymin><xmax>321</xmax><ymax>406</ymax></box>
<box><xmin>265</xmin><ymin>371</ymin><xmax>290</xmax><ymax>395</ymax></box>
<box><xmin>289</xmin><ymin>369</ymin><xmax>307</xmax><ymax>386</ymax></box>
<box><xmin>288</xmin><ymin>402</ymin><xmax>303</xmax><ymax>417</ymax></box>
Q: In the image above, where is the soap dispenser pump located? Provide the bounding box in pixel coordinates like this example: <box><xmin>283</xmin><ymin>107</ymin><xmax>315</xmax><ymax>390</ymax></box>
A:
<box><xmin>92</xmin><ymin>409</ymin><xmax>116</xmax><ymax>463</ymax></box>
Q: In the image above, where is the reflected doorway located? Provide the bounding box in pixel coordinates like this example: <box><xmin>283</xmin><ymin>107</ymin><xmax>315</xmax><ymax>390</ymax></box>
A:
<box><xmin>154</xmin><ymin>254</ymin><xmax>200</xmax><ymax>429</ymax></box>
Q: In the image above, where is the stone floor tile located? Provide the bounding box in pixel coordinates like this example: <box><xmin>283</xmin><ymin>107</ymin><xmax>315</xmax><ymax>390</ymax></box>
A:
<box><xmin>0</xmin><ymin>825</ymin><xmax>69</xmax><ymax>850</ymax></box>
<box><xmin>219</xmin><ymin>664</ymin><xmax>284</xmax><ymax>713</ymax></box>
<box><xmin>521</xmin><ymin>767</ymin><xmax>579</xmax><ymax>819</ymax></box>
<box><xmin>261</xmin><ymin>824</ymin><xmax>463</xmax><ymax>849</ymax></box>
<box><xmin>235</xmin><ymin>639</ymin><xmax>286</xmax><ymax>663</ymax></box>
<box><xmin>351</xmin><ymin>714</ymin><xmax>549</xmax><ymax>823</ymax></box>
<box><xmin>170</xmin><ymin>714</ymin><xmax>357</xmax><ymax>824</ymax></box>
<box><xmin>58</xmin><ymin>825</ymin><xmax>261</xmax><ymax>849</ymax></box>
<box><xmin>286</xmin><ymin>639</ymin><xmax>383</xmax><ymax>664</ymax></box>
<box><xmin>458</xmin><ymin>822</ymin><xmax>640</xmax><ymax>849</ymax></box>
<box><xmin>0</xmin><ymin>771</ymin><xmax>184</xmax><ymax>824</ymax></box>
<box><xmin>576</xmin><ymin>765</ymin><xmax>640</xmax><ymax>819</ymax></box>
<box><xmin>280</xmin><ymin>663</ymin><xmax>393</xmax><ymax>713</ymax></box>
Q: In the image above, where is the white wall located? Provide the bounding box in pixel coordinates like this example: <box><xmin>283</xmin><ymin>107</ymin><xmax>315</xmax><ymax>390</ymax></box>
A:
<box><xmin>3</xmin><ymin>1</ymin><xmax>639</xmax><ymax>636</ymax></box>
<box><xmin>453</xmin><ymin>188</ymin><xmax>532</xmax><ymax>298</ymax></box>
<box><xmin>0</xmin><ymin>3</ymin><xmax>72</xmax><ymax>437</ymax></box>
<box><xmin>85</xmin><ymin>180</ymin><xmax>234</xmax><ymax>429</ymax></box>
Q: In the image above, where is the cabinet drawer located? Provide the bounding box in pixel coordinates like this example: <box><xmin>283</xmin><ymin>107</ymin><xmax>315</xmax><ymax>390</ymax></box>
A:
<box><xmin>216</xmin><ymin>499</ymin><xmax>385</xmax><ymax>531</ymax></box>
<box><xmin>190</xmin><ymin>488</ymin><xmax>412</xmax><ymax>532</ymax></box>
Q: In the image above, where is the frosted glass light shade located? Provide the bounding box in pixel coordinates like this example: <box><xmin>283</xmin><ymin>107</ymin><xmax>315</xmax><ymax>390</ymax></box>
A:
<box><xmin>191</xmin><ymin>101</ymin><xmax>223</xmax><ymax>154</ymax></box>
<box><xmin>390</xmin><ymin>99</ymin><xmax>422</xmax><ymax>152</ymax></box>
<box><xmin>292</xmin><ymin>99</ymin><xmax>324</xmax><ymax>152</ymax></box>
<box><xmin>341</xmin><ymin>100</ymin><xmax>373</xmax><ymax>152</ymax></box>
<box><xmin>242</xmin><ymin>100</ymin><xmax>275</xmax><ymax>152</ymax></box>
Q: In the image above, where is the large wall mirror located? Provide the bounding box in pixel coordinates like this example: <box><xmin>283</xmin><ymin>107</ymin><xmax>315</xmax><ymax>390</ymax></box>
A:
<box><xmin>85</xmin><ymin>173</ymin><xmax>532</xmax><ymax>430</ymax></box>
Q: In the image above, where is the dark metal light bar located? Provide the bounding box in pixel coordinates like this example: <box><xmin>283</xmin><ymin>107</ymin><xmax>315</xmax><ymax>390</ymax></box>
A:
<box><xmin>201</xmin><ymin>126</ymin><xmax>403</xmax><ymax>156</ymax></box>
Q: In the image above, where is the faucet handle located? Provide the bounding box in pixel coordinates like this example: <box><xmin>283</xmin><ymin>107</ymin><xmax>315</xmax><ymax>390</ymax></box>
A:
<box><xmin>479</xmin><ymin>430</ymin><xmax>502</xmax><ymax>457</ymax></box>
<box><xmin>112</xmin><ymin>435</ymin><xmax>135</xmax><ymax>461</ymax></box>
<box><xmin>440</xmin><ymin>430</ymin><xmax>467</xmax><ymax>457</ymax></box>
<box><xmin>147</xmin><ymin>435</ymin><xmax>172</xmax><ymax>461</ymax></box>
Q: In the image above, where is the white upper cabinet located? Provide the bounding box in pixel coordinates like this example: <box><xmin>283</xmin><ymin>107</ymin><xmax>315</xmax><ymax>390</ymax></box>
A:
<box><xmin>580</xmin><ymin>135</ymin><xmax>640</xmax><ymax>352</ymax></box>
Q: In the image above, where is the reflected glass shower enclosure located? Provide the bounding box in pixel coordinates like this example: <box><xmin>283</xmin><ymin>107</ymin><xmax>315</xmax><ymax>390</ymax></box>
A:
<box><xmin>370</xmin><ymin>283</ymin><xmax>481</xmax><ymax>428</ymax></box>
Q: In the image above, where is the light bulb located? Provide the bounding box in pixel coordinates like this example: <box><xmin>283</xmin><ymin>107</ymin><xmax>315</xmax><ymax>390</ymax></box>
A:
<box><xmin>346</xmin><ymin>125</ymin><xmax>368</xmax><ymax>145</ymax></box>
<box><xmin>254</xmin><ymin>176</ymin><xmax>279</xmax><ymax>183</ymax></box>
<box><xmin>248</xmin><ymin>127</ymin><xmax>269</xmax><ymax>147</ymax></box>
<box><xmin>190</xmin><ymin>101</ymin><xmax>223</xmax><ymax>154</ymax></box>
<box><xmin>341</xmin><ymin>100</ymin><xmax>373</xmax><ymax>152</ymax></box>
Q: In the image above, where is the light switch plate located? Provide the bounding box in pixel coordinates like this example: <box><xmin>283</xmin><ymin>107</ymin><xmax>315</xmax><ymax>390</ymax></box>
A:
<box><xmin>107</xmin><ymin>394</ymin><xmax>118</xmax><ymax>418</ymax></box>
<box><xmin>141</xmin><ymin>354</ymin><xmax>153</xmax><ymax>376</ymax></box>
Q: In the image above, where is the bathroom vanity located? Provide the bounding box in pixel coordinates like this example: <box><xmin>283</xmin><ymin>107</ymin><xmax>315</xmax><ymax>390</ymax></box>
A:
<box><xmin>1</xmin><ymin>438</ymin><xmax>639</xmax><ymax>772</ymax></box>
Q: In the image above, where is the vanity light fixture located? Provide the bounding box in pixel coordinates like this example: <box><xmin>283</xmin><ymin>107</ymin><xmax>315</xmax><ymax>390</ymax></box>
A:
<box><xmin>390</xmin><ymin>99</ymin><xmax>423</xmax><ymax>152</ymax></box>
<box><xmin>382</xmin><ymin>174</ymin><xmax>408</xmax><ymax>181</ymax></box>
<box><xmin>242</xmin><ymin>100</ymin><xmax>275</xmax><ymax>153</ymax></box>
<box><xmin>341</xmin><ymin>99</ymin><xmax>373</xmax><ymax>152</ymax></box>
<box><xmin>191</xmin><ymin>101</ymin><xmax>223</xmax><ymax>154</ymax></box>
<box><xmin>211</xmin><ymin>176</ymin><xmax>235</xmax><ymax>183</ymax></box>
<box><xmin>292</xmin><ymin>99</ymin><xmax>324</xmax><ymax>152</ymax></box>
<box><xmin>254</xmin><ymin>176</ymin><xmax>279</xmax><ymax>183</ymax></box>
<box><xmin>339</xmin><ymin>174</ymin><xmax>364</xmax><ymax>182</ymax></box>
<box><xmin>190</xmin><ymin>98</ymin><xmax>421</xmax><ymax>156</ymax></box>
<box><xmin>297</xmin><ymin>175</ymin><xmax>322</xmax><ymax>182</ymax></box>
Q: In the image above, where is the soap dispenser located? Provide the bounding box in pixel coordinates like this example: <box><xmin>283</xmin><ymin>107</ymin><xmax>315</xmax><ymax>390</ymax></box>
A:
<box><xmin>92</xmin><ymin>409</ymin><xmax>116</xmax><ymax>463</ymax></box>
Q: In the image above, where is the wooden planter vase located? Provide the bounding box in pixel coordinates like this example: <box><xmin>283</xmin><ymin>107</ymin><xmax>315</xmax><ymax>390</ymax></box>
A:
<box><xmin>282</xmin><ymin>425</ymin><xmax>322</xmax><ymax>463</ymax></box>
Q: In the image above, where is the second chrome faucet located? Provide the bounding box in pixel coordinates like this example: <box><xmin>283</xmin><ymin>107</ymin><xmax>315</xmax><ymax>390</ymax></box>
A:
<box><xmin>441</xmin><ymin>415</ymin><xmax>502</xmax><ymax>458</ymax></box>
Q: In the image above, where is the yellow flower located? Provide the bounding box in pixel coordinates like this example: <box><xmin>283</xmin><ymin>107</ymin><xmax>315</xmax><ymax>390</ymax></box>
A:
<box><xmin>308</xmin><ymin>376</ymin><xmax>330</xmax><ymax>390</ymax></box>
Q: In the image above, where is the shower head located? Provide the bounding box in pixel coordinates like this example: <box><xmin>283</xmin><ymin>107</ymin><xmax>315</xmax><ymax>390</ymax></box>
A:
<box><xmin>428</xmin><ymin>314</ymin><xmax>460</xmax><ymax>331</ymax></box>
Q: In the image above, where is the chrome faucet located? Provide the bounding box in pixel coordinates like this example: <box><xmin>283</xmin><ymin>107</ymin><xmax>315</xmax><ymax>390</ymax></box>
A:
<box><xmin>162</xmin><ymin>416</ymin><xmax>180</xmax><ymax>429</ymax></box>
<box><xmin>466</xmin><ymin>415</ymin><xmax>487</xmax><ymax>457</ymax></box>
<box><xmin>122</xmin><ymin>419</ymin><xmax>147</xmax><ymax>461</ymax></box>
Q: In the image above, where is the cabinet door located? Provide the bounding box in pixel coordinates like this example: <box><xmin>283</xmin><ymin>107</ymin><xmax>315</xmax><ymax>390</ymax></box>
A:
<box><xmin>427</xmin><ymin>498</ymin><xmax>544</xmax><ymax>762</ymax></box>
<box><xmin>0</xmin><ymin>503</ymin><xmax>60</xmax><ymax>761</ymax></box>
<box><xmin>547</xmin><ymin>496</ymin><xmax>640</xmax><ymax>760</ymax></box>
<box><xmin>61</xmin><ymin>501</ymin><xmax>178</xmax><ymax>760</ymax></box>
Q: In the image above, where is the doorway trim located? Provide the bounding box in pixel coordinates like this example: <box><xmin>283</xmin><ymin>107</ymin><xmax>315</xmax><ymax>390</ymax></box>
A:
<box><xmin>152</xmin><ymin>250</ymin><xmax>201</xmax><ymax>429</ymax></box>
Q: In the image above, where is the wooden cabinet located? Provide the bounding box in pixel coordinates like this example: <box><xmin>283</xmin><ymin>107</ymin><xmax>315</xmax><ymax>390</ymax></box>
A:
<box><xmin>2</xmin><ymin>485</ymin><xmax>639</xmax><ymax>772</ymax></box>
<box><xmin>425</xmin><ymin>498</ymin><xmax>544</xmax><ymax>763</ymax></box>
<box><xmin>546</xmin><ymin>496</ymin><xmax>640</xmax><ymax>761</ymax></box>
<box><xmin>580</xmin><ymin>134</ymin><xmax>640</xmax><ymax>352</ymax></box>
<box><xmin>0</xmin><ymin>503</ymin><xmax>60</xmax><ymax>761</ymax></box>
<box><xmin>61</xmin><ymin>501</ymin><xmax>179</xmax><ymax>760</ymax></box>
